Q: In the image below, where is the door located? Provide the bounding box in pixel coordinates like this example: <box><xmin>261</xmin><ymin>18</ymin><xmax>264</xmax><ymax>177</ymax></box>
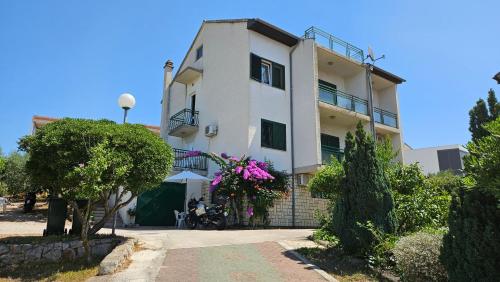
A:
<box><xmin>135</xmin><ymin>182</ymin><xmax>186</xmax><ymax>226</ymax></box>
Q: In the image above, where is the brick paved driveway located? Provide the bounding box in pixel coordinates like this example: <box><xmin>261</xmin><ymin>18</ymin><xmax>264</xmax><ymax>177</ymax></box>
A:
<box><xmin>158</xmin><ymin>241</ymin><xmax>326</xmax><ymax>282</ymax></box>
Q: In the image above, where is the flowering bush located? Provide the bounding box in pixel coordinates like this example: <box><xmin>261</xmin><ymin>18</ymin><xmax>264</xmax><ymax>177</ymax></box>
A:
<box><xmin>186</xmin><ymin>151</ymin><xmax>289</xmax><ymax>226</ymax></box>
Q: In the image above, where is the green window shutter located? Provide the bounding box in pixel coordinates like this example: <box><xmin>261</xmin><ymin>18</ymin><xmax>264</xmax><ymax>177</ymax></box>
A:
<box><xmin>272</xmin><ymin>63</ymin><xmax>285</xmax><ymax>90</ymax></box>
<box><xmin>273</xmin><ymin>122</ymin><xmax>286</xmax><ymax>150</ymax></box>
<box><xmin>321</xmin><ymin>134</ymin><xmax>339</xmax><ymax>149</ymax></box>
<box><xmin>261</xmin><ymin>119</ymin><xmax>286</xmax><ymax>151</ymax></box>
<box><xmin>250</xmin><ymin>53</ymin><xmax>262</xmax><ymax>81</ymax></box>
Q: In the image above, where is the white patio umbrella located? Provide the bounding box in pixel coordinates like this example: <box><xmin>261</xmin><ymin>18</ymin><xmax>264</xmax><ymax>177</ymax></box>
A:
<box><xmin>164</xmin><ymin>171</ymin><xmax>211</xmax><ymax>212</ymax></box>
<box><xmin>164</xmin><ymin>171</ymin><xmax>211</xmax><ymax>183</ymax></box>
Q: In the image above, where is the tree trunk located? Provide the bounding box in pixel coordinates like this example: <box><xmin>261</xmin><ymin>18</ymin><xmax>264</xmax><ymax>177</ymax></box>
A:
<box><xmin>88</xmin><ymin>194</ymin><xmax>135</xmax><ymax>235</ymax></box>
<box><xmin>70</xmin><ymin>200</ymin><xmax>92</xmax><ymax>262</ymax></box>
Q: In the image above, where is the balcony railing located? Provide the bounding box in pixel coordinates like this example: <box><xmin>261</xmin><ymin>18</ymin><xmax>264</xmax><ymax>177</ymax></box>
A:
<box><xmin>321</xmin><ymin>146</ymin><xmax>344</xmax><ymax>164</ymax></box>
<box><xmin>168</xmin><ymin>108</ymin><xmax>199</xmax><ymax>136</ymax></box>
<box><xmin>319</xmin><ymin>81</ymin><xmax>398</xmax><ymax>128</ymax></box>
<box><xmin>304</xmin><ymin>26</ymin><xmax>364</xmax><ymax>63</ymax></box>
<box><xmin>374</xmin><ymin>107</ymin><xmax>398</xmax><ymax>128</ymax></box>
<box><xmin>319</xmin><ymin>82</ymin><xmax>368</xmax><ymax>115</ymax></box>
<box><xmin>173</xmin><ymin>148</ymin><xmax>208</xmax><ymax>171</ymax></box>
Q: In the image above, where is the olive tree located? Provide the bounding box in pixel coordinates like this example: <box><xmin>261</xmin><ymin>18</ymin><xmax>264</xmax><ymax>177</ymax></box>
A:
<box><xmin>19</xmin><ymin>118</ymin><xmax>173</xmax><ymax>258</ymax></box>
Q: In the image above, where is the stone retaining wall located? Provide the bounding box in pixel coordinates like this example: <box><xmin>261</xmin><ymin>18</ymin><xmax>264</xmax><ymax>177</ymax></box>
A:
<box><xmin>0</xmin><ymin>237</ymin><xmax>120</xmax><ymax>266</ymax></box>
<box><xmin>202</xmin><ymin>182</ymin><xmax>329</xmax><ymax>227</ymax></box>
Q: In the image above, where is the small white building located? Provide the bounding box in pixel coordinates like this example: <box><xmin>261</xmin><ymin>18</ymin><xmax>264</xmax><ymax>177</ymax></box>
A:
<box><xmin>160</xmin><ymin>18</ymin><xmax>406</xmax><ymax>227</ymax></box>
<box><xmin>403</xmin><ymin>144</ymin><xmax>468</xmax><ymax>175</ymax></box>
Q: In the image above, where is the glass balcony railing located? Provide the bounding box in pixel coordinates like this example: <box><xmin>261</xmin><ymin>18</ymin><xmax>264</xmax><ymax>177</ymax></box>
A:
<box><xmin>319</xmin><ymin>82</ymin><xmax>368</xmax><ymax>115</ymax></box>
<box><xmin>319</xmin><ymin>81</ymin><xmax>398</xmax><ymax>128</ymax></box>
<box><xmin>321</xmin><ymin>146</ymin><xmax>344</xmax><ymax>164</ymax></box>
<box><xmin>304</xmin><ymin>26</ymin><xmax>364</xmax><ymax>63</ymax></box>
<box><xmin>374</xmin><ymin>107</ymin><xmax>398</xmax><ymax>128</ymax></box>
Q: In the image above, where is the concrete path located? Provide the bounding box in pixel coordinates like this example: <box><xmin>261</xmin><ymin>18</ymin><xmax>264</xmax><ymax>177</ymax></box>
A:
<box><xmin>158</xmin><ymin>241</ymin><xmax>326</xmax><ymax>282</ymax></box>
<box><xmin>92</xmin><ymin>228</ymin><xmax>322</xmax><ymax>282</ymax></box>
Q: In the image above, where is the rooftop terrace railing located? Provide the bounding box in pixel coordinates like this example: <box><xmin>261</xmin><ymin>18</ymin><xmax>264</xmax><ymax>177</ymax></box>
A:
<box><xmin>304</xmin><ymin>26</ymin><xmax>364</xmax><ymax>63</ymax></box>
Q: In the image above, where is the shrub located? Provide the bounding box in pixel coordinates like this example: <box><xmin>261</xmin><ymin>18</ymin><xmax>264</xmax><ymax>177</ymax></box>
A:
<box><xmin>332</xmin><ymin>122</ymin><xmax>396</xmax><ymax>254</ymax></box>
<box><xmin>308</xmin><ymin>157</ymin><xmax>344</xmax><ymax>200</ymax></box>
<box><xmin>389</xmin><ymin>164</ymin><xmax>451</xmax><ymax>234</ymax></box>
<box><xmin>393</xmin><ymin>232</ymin><xmax>447</xmax><ymax>282</ymax></box>
<box><xmin>441</xmin><ymin>117</ymin><xmax>500</xmax><ymax>281</ymax></box>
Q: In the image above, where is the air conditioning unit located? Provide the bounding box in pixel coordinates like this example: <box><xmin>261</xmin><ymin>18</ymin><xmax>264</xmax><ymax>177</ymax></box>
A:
<box><xmin>205</xmin><ymin>124</ymin><xmax>218</xmax><ymax>137</ymax></box>
<box><xmin>296</xmin><ymin>174</ymin><xmax>310</xmax><ymax>186</ymax></box>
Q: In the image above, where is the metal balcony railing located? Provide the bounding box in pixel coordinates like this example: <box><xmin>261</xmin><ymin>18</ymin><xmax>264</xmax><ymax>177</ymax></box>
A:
<box><xmin>173</xmin><ymin>148</ymin><xmax>208</xmax><ymax>171</ymax></box>
<box><xmin>168</xmin><ymin>108</ymin><xmax>199</xmax><ymax>133</ymax></box>
<box><xmin>319</xmin><ymin>81</ymin><xmax>398</xmax><ymax>128</ymax></box>
<box><xmin>321</xmin><ymin>146</ymin><xmax>344</xmax><ymax>164</ymax></box>
<box><xmin>319</xmin><ymin>82</ymin><xmax>368</xmax><ymax>115</ymax></box>
<box><xmin>374</xmin><ymin>107</ymin><xmax>398</xmax><ymax>128</ymax></box>
<box><xmin>304</xmin><ymin>26</ymin><xmax>364</xmax><ymax>63</ymax></box>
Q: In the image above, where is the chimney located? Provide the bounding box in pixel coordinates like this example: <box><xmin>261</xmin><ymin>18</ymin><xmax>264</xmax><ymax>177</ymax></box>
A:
<box><xmin>160</xmin><ymin>59</ymin><xmax>174</xmax><ymax>139</ymax></box>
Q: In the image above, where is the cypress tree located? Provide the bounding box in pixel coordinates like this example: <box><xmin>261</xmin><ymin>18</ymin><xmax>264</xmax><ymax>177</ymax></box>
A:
<box><xmin>469</xmin><ymin>89</ymin><xmax>500</xmax><ymax>142</ymax></box>
<box><xmin>332</xmin><ymin>122</ymin><xmax>396</xmax><ymax>254</ymax></box>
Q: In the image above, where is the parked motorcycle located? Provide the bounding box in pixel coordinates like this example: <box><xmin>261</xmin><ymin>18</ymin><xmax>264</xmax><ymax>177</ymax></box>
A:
<box><xmin>185</xmin><ymin>196</ymin><xmax>228</xmax><ymax>230</ymax></box>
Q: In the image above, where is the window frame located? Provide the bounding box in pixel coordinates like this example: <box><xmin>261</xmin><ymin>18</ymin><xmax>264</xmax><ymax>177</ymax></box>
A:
<box><xmin>261</xmin><ymin>119</ymin><xmax>287</xmax><ymax>151</ymax></box>
<box><xmin>261</xmin><ymin>60</ymin><xmax>272</xmax><ymax>85</ymax></box>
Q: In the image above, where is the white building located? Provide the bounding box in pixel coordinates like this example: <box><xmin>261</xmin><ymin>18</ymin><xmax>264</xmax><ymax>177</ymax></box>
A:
<box><xmin>403</xmin><ymin>144</ymin><xmax>468</xmax><ymax>175</ymax></box>
<box><xmin>160</xmin><ymin>18</ymin><xmax>405</xmax><ymax>227</ymax></box>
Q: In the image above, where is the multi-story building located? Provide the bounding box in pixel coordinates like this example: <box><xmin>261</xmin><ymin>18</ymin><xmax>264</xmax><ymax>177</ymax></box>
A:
<box><xmin>160</xmin><ymin>18</ymin><xmax>405</xmax><ymax>227</ymax></box>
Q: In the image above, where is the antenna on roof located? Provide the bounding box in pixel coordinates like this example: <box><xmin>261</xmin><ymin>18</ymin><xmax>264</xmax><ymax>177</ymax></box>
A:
<box><xmin>366</xmin><ymin>46</ymin><xmax>385</xmax><ymax>63</ymax></box>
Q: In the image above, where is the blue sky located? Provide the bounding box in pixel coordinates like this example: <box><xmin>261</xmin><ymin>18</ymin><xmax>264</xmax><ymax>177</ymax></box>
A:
<box><xmin>1</xmin><ymin>0</ymin><xmax>499</xmax><ymax>153</ymax></box>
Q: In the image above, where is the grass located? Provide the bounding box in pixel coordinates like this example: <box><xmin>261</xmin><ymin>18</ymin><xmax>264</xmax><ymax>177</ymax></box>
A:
<box><xmin>296</xmin><ymin>247</ymin><xmax>392</xmax><ymax>282</ymax></box>
<box><xmin>0</xmin><ymin>257</ymin><xmax>102</xmax><ymax>282</ymax></box>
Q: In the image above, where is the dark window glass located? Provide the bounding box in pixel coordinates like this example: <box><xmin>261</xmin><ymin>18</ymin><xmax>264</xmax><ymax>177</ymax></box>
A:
<box><xmin>196</xmin><ymin>46</ymin><xmax>203</xmax><ymax>60</ymax></box>
<box><xmin>261</xmin><ymin>119</ymin><xmax>286</xmax><ymax>151</ymax></box>
<box><xmin>272</xmin><ymin>63</ymin><xmax>285</xmax><ymax>90</ymax></box>
<box><xmin>437</xmin><ymin>149</ymin><xmax>462</xmax><ymax>173</ymax></box>
<box><xmin>250</xmin><ymin>53</ymin><xmax>262</xmax><ymax>81</ymax></box>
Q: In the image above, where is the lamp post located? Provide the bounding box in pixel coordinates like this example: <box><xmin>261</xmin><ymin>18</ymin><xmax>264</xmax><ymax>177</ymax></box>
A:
<box><xmin>112</xmin><ymin>93</ymin><xmax>136</xmax><ymax>235</ymax></box>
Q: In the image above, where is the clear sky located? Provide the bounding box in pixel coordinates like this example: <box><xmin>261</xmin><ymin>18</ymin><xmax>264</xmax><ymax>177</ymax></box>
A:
<box><xmin>1</xmin><ymin>1</ymin><xmax>499</xmax><ymax>154</ymax></box>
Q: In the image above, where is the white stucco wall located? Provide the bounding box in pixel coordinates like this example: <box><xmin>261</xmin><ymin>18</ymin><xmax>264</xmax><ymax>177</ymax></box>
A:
<box><xmin>291</xmin><ymin>39</ymin><xmax>321</xmax><ymax>171</ymax></box>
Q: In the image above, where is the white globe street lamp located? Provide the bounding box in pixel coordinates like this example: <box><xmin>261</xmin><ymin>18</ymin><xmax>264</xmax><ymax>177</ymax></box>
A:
<box><xmin>112</xmin><ymin>92</ymin><xmax>136</xmax><ymax>235</ymax></box>
<box><xmin>118</xmin><ymin>93</ymin><xmax>136</xmax><ymax>123</ymax></box>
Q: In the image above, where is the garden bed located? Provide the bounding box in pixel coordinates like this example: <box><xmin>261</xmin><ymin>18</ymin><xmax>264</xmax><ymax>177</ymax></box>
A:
<box><xmin>296</xmin><ymin>247</ymin><xmax>398</xmax><ymax>282</ymax></box>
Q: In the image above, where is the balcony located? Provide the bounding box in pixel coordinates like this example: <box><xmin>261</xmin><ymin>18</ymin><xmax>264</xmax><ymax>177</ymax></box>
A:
<box><xmin>319</xmin><ymin>81</ymin><xmax>368</xmax><ymax>115</ymax></box>
<box><xmin>319</xmin><ymin>81</ymin><xmax>398</xmax><ymax>128</ymax></box>
<box><xmin>168</xmin><ymin>108</ymin><xmax>199</xmax><ymax>137</ymax></box>
<box><xmin>304</xmin><ymin>26</ymin><xmax>364</xmax><ymax>63</ymax></box>
<box><xmin>173</xmin><ymin>148</ymin><xmax>208</xmax><ymax>171</ymax></box>
<box><xmin>321</xmin><ymin>146</ymin><xmax>344</xmax><ymax>164</ymax></box>
<box><xmin>374</xmin><ymin>107</ymin><xmax>398</xmax><ymax>128</ymax></box>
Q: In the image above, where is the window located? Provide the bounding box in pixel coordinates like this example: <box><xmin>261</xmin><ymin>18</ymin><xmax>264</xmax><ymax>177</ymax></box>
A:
<box><xmin>196</xmin><ymin>45</ymin><xmax>203</xmax><ymax>60</ymax></box>
<box><xmin>261</xmin><ymin>61</ymin><xmax>271</xmax><ymax>85</ymax></box>
<box><xmin>250</xmin><ymin>53</ymin><xmax>285</xmax><ymax>90</ymax></box>
<box><xmin>261</xmin><ymin>119</ymin><xmax>286</xmax><ymax>151</ymax></box>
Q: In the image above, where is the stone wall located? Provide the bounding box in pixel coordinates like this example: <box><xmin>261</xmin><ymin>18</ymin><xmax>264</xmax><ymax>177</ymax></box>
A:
<box><xmin>202</xmin><ymin>182</ymin><xmax>329</xmax><ymax>228</ymax></box>
<box><xmin>0</xmin><ymin>237</ymin><xmax>120</xmax><ymax>266</ymax></box>
<box><xmin>268</xmin><ymin>184</ymin><xmax>329</xmax><ymax>227</ymax></box>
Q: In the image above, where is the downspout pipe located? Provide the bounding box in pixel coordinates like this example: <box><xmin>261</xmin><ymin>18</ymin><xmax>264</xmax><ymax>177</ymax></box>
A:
<box><xmin>365</xmin><ymin>63</ymin><xmax>376</xmax><ymax>137</ymax></box>
<box><xmin>289</xmin><ymin>42</ymin><xmax>300</xmax><ymax>228</ymax></box>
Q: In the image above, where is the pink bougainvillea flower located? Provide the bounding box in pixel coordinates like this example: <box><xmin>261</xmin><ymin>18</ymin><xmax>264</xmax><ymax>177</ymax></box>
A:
<box><xmin>185</xmin><ymin>150</ymin><xmax>201</xmax><ymax>157</ymax></box>
<box><xmin>257</xmin><ymin>161</ymin><xmax>268</xmax><ymax>170</ymax></box>
<box><xmin>235</xmin><ymin>166</ymin><xmax>243</xmax><ymax>174</ymax></box>
<box><xmin>229</xmin><ymin>156</ymin><xmax>239</xmax><ymax>162</ymax></box>
<box><xmin>209</xmin><ymin>185</ymin><xmax>217</xmax><ymax>193</ymax></box>
<box><xmin>243</xmin><ymin>169</ymin><xmax>250</xmax><ymax>180</ymax></box>
<box><xmin>221</xmin><ymin>152</ymin><xmax>229</xmax><ymax>159</ymax></box>
<box><xmin>247</xmin><ymin>206</ymin><xmax>254</xmax><ymax>217</ymax></box>
<box><xmin>211</xmin><ymin>174</ymin><xmax>222</xmax><ymax>186</ymax></box>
